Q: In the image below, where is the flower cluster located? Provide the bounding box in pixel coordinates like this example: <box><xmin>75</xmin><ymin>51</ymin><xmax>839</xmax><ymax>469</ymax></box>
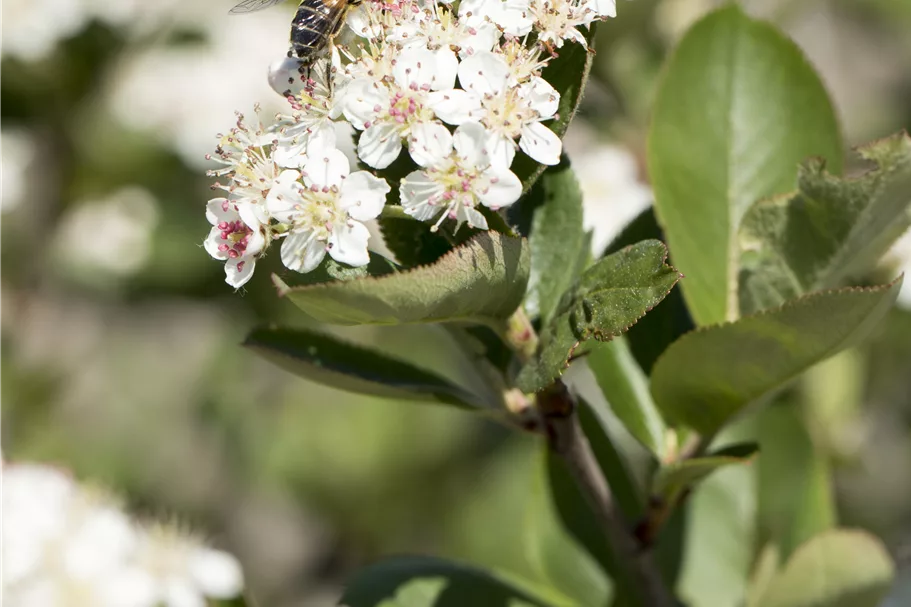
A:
<box><xmin>204</xmin><ymin>0</ymin><xmax>617</xmax><ymax>287</ymax></box>
<box><xmin>3</xmin><ymin>463</ymin><xmax>244</xmax><ymax>607</ymax></box>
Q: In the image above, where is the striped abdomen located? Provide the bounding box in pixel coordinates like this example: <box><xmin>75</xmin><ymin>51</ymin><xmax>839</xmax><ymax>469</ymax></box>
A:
<box><xmin>289</xmin><ymin>0</ymin><xmax>348</xmax><ymax>60</ymax></box>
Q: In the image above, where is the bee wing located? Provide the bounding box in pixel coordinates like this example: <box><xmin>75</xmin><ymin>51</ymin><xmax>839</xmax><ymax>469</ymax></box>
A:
<box><xmin>229</xmin><ymin>0</ymin><xmax>287</xmax><ymax>14</ymax></box>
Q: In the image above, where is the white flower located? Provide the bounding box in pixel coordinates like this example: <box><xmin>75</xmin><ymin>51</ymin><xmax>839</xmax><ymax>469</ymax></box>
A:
<box><xmin>129</xmin><ymin>526</ymin><xmax>244</xmax><ymax>607</ymax></box>
<box><xmin>204</xmin><ymin>198</ymin><xmax>268</xmax><ymax>289</ymax></box>
<box><xmin>267</xmin><ymin>149</ymin><xmax>389</xmax><ymax>272</ymax></box>
<box><xmin>270</xmin><ymin>57</ymin><xmax>343</xmax><ymax>168</ymax></box>
<box><xmin>582</xmin><ymin>0</ymin><xmax>617</xmax><ymax>21</ymax></box>
<box><xmin>2</xmin><ymin>464</ymin><xmax>153</xmax><ymax>607</ymax></box>
<box><xmin>459</xmin><ymin>0</ymin><xmax>534</xmax><ymax>37</ymax></box>
<box><xmin>2</xmin><ymin>462</ymin><xmax>246</xmax><ymax>607</ymax></box>
<box><xmin>528</xmin><ymin>0</ymin><xmax>590</xmax><ymax>48</ymax></box>
<box><xmin>400</xmin><ymin>121</ymin><xmax>522</xmax><ymax>231</ymax></box>
<box><xmin>458</xmin><ymin>51</ymin><xmax>562</xmax><ymax>168</ymax></box>
<box><xmin>344</xmin><ymin>47</ymin><xmax>477</xmax><ymax>169</ymax></box>
<box><xmin>204</xmin><ymin>110</ymin><xmax>281</xmax><ymax>288</ymax></box>
<box><xmin>1</xmin><ymin>128</ymin><xmax>36</xmax><ymax>213</ymax></box>
<box><xmin>1</xmin><ymin>0</ymin><xmax>89</xmax><ymax>61</ymax></box>
<box><xmin>564</xmin><ymin>125</ymin><xmax>652</xmax><ymax>255</ymax></box>
<box><xmin>390</xmin><ymin>2</ymin><xmax>500</xmax><ymax>62</ymax></box>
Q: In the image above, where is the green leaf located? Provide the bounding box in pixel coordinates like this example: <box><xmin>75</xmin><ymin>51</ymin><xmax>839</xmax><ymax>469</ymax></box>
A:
<box><xmin>652</xmin><ymin>443</ymin><xmax>758</xmax><ymax>508</ymax></box>
<box><xmin>529</xmin><ymin>448</ymin><xmax>613</xmax><ymax>607</ymax></box>
<box><xmin>378</xmin><ymin>215</ymin><xmax>455</xmax><ymax>268</ymax></box>
<box><xmin>746</xmin><ymin>544</ymin><xmax>781</xmax><ymax>607</ymax></box>
<box><xmin>676</xmin><ymin>455</ymin><xmax>758</xmax><ymax>607</ymax></box>
<box><xmin>605</xmin><ymin>208</ymin><xmax>696</xmax><ymax>373</ymax></box>
<box><xmin>517</xmin><ymin>240</ymin><xmax>681</xmax><ymax>393</ymax></box>
<box><xmin>276</xmin><ymin>252</ymin><xmax>398</xmax><ymax>288</ymax></box>
<box><xmin>526</xmin><ymin>160</ymin><xmax>587</xmax><ymax>326</ymax></box>
<box><xmin>650</xmin><ymin>279</ymin><xmax>902</xmax><ymax>436</ymax></box>
<box><xmin>648</xmin><ymin>5</ymin><xmax>843</xmax><ymax>326</ymax></box>
<box><xmin>275</xmin><ymin>232</ymin><xmax>530</xmax><ymax>326</ymax></box>
<box><xmin>587</xmin><ymin>337</ymin><xmax>667</xmax><ymax>459</ymax></box>
<box><xmin>739</xmin><ymin>131</ymin><xmax>911</xmax><ymax>314</ymax></box>
<box><xmin>753</xmin><ymin>404</ymin><xmax>836</xmax><ymax>559</ymax></box>
<box><xmin>340</xmin><ymin>556</ymin><xmax>556</xmax><ymax>607</ymax></box>
<box><xmin>513</xmin><ymin>28</ymin><xmax>596</xmax><ymax>192</ymax></box>
<box><xmin>757</xmin><ymin>530</ymin><xmax>895</xmax><ymax>607</ymax></box>
<box><xmin>243</xmin><ymin>326</ymin><xmax>484</xmax><ymax>408</ymax></box>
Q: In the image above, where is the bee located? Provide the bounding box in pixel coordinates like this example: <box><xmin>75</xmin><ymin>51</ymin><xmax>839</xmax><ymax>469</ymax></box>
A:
<box><xmin>230</xmin><ymin>0</ymin><xmax>361</xmax><ymax>62</ymax></box>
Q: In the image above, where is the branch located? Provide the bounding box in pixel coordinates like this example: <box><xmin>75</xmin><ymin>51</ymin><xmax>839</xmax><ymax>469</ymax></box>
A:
<box><xmin>539</xmin><ymin>382</ymin><xmax>675</xmax><ymax>607</ymax></box>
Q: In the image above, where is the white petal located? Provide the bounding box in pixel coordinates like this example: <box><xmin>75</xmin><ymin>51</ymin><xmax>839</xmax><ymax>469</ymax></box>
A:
<box><xmin>487</xmin><ymin>133</ymin><xmax>517</xmax><ymax>170</ymax></box>
<box><xmin>458</xmin><ymin>52</ymin><xmax>509</xmax><ymax>97</ymax></box>
<box><xmin>452</xmin><ymin>122</ymin><xmax>490</xmax><ymax>168</ymax></box>
<box><xmin>460</xmin><ymin>206</ymin><xmax>489</xmax><ymax>230</ymax></box>
<box><xmin>520</xmin><ymin>122</ymin><xmax>562</xmax><ymax>166</ymax></box>
<box><xmin>393</xmin><ymin>49</ymin><xmax>439</xmax><ymax>90</ymax></box>
<box><xmin>274</xmin><ymin>139</ymin><xmax>307</xmax><ymax>169</ymax></box>
<box><xmin>400</xmin><ymin>170</ymin><xmax>446</xmax><ymax>221</ymax></box>
<box><xmin>459</xmin><ymin>21</ymin><xmax>500</xmax><ymax>56</ymax></box>
<box><xmin>305</xmin><ymin>121</ymin><xmax>337</xmax><ymax>157</ymax></box>
<box><xmin>225</xmin><ymin>256</ymin><xmax>256</xmax><ymax>288</ymax></box>
<box><xmin>188</xmin><ymin>548</ymin><xmax>244</xmax><ymax>599</ymax></box>
<box><xmin>409</xmin><ymin>122</ymin><xmax>454</xmax><ymax>168</ymax></box>
<box><xmin>522</xmin><ymin>77</ymin><xmax>560</xmax><ymax>119</ymax></box>
<box><xmin>427</xmin><ymin>89</ymin><xmax>481</xmax><ymax>125</ymax></box>
<box><xmin>302</xmin><ymin>148</ymin><xmax>350</xmax><ymax>190</ymax></box>
<box><xmin>268</xmin><ymin>56</ymin><xmax>307</xmax><ymax>96</ymax></box>
<box><xmin>497</xmin><ymin>0</ymin><xmax>535</xmax><ymax>36</ymax></box>
<box><xmin>236</xmin><ymin>201</ymin><xmax>266</xmax><ymax>231</ymax></box>
<box><xmin>594</xmin><ymin>0</ymin><xmax>617</xmax><ymax>18</ymax></box>
<box><xmin>478</xmin><ymin>168</ymin><xmax>522</xmax><ymax>208</ymax></box>
<box><xmin>345</xmin><ymin>4</ymin><xmax>382</xmax><ymax>39</ymax></box>
<box><xmin>281</xmin><ymin>231</ymin><xmax>326</xmax><ymax>273</ymax></box>
<box><xmin>328</xmin><ymin>221</ymin><xmax>371</xmax><ymax>267</ymax></box>
<box><xmin>163</xmin><ymin>579</ymin><xmax>206</xmax><ymax>607</ymax></box>
<box><xmin>343</xmin><ymin>80</ymin><xmax>388</xmax><ymax>130</ymax></box>
<box><xmin>339</xmin><ymin>172</ymin><xmax>390</xmax><ymax>221</ymax></box>
<box><xmin>266</xmin><ymin>170</ymin><xmax>304</xmax><ymax>219</ymax></box>
<box><xmin>430</xmin><ymin>49</ymin><xmax>459</xmax><ymax>91</ymax></box>
<box><xmin>357</xmin><ymin>123</ymin><xmax>403</xmax><ymax>169</ymax></box>
<box><xmin>206</xmin><ymin>198</ymin><xmax>236</xmax><ymax>225</ymax></box>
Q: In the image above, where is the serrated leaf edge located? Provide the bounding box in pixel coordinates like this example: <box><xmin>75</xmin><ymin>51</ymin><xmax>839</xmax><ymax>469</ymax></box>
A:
<box><xmin>272</xmin><ymin>231</ymin><xmax>524</xmax><ymax>296</ymax></box>
<box><xmin>533</xmin><ymin>241</ymin><xmax>683</xmax><ymax>387</ymax></box>
<box><xmin>651</xmin><ymin>276</ymin><xmax>904</xmax><ymax>396</ymax></box>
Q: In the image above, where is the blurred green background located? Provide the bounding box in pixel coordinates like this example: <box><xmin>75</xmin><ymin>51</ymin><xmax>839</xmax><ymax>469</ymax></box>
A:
<box><xmin>3</xmin><ymin>1</ymin><xmax>911</xmax><ymax>605</ymax></box>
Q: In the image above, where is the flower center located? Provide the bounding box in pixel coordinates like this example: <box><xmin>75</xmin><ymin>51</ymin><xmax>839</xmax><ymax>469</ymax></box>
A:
<box><xmin>480</xmin><ymin>88</ymin><xmax>535</xmax><ymax>139</ymax></box>
<box><xmin>216</xmin><ymin>219</ymin><xmax>254</xmax><ymax>259</ymax></box>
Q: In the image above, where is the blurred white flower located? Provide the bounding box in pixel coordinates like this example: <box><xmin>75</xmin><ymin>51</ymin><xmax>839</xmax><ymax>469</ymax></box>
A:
<box><xmin>53</xmin><ymin>187</ymin><xmax>160</xmax><ymax>277</ymax></box>
<box><xmin>563</xmin><ymin>125</ymin><xmax>653</xmax><ymax>256</ymax></box>
<box><xmin>2</xmin><ymin>462</ymin><xmax>245</xmax><ymax>607</ymax></box>
<box><xmin>129</xmin><ymin>526</ymin><xmax>244</xmax><ymax>607</ymax></box>
<box><xmin>883</xmin><ymin>228</ymin><xmax>911</xmax><ymax>310</ymax></box>
<box><xmin>108</xmin><ymin>8</ymin><xmax>289</xmax><ymax>167</ymax></box>
<box><xmin>267</xmin><ymin>149</ymin><xmax>390</xmax><ymax>272</ymax></box>
<box><xmin>1</xmin><ymin>0</ymin><xmax>89</xmax><ymax>61</ymax></box>
<box><xmin>1</xmin><ymin>129</ymin><xmax>37</xmax><ymax>213</ymax></box>
<box><xmin>400</xmin><ymin>122</ymin><xmax>522</xmax><ymax>231</ymax></box>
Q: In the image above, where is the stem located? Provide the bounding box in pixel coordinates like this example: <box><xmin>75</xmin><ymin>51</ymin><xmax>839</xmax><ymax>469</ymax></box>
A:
<box><xmin>539</xmin><ymin>382</ymin><xmax>675</xmax><ymax>607</ymax></box>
